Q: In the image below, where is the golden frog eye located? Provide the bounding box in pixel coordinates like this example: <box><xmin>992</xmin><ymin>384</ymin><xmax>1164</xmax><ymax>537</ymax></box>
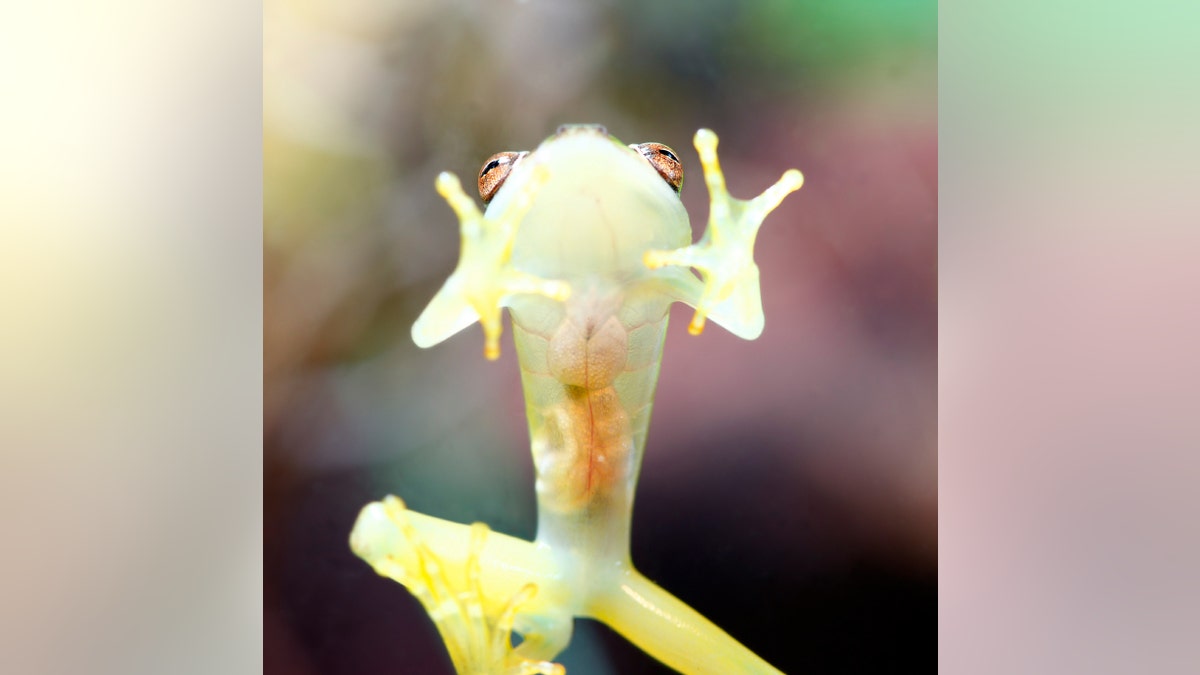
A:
<box><xmin>477</xmin><ymin>151</ymin><xmax>528</xmax><ymax>204</ymax></box>
<box><xmin>629</xmin><ymin>142</ymin><xmax>683</xmax><ymax>194</ymax></box>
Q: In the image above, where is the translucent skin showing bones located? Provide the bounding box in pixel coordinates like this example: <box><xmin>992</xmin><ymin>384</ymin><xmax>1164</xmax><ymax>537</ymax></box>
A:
<box><xmin>351</xmin><ymin>126</ymin><xmax>803</xmax><ymax>674</ymax></box>
<box><xmin>498</xmin><ymin>130</ymin><xmax>689</xmax><ymax>562</ymax></box>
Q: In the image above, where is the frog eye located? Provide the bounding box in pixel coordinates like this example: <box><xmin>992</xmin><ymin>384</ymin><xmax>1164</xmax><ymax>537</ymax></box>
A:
<box><xmin>477</xmin><ymin>151</ymin><xmax>528</xmax><ymax>204</ymax></box>
<box><xmin>629</xmin><ymin>142</ymin><xmax>683</xmax><ymax>194</ymax></box>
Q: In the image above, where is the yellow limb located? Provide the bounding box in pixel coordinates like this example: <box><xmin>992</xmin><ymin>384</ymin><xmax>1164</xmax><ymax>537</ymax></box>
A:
<box><xmin>645</xmin><ymin>128</ymin><xmax>803</xmax><ymax>339</ymax></box>
<box><xmin>590</xmin><ymin>568</ymin><xmax>784</xmax><ymax>675</ymax></box>
<box><xmin>350</xmin><ymin>497</ymin><xmax>569</xmax><ymax>675</ymax></box>
<box><xmin>412</xmin><ymin>169</ymin><xmax>572</xmax><ymax>360</ymax></box>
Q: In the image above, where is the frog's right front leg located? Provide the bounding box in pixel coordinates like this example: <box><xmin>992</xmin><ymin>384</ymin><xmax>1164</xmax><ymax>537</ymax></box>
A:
<box><xmin>351</xmin><ymin>497</ymin><xmax>573</xmax><ymax>674</ymax></box>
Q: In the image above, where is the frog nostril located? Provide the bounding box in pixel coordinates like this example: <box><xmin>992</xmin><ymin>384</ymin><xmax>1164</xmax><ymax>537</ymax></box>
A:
<box><xmin>555</xmin><ymin>124</ymin><xmax>608</xmax><ymax>137</ymax></box>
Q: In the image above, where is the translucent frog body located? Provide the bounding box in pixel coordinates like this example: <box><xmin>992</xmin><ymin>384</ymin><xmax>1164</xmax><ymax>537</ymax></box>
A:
<box><xmin>351</xmin><ymin>125</ymin><xmax>803</xmax><ymax>674</ymax></box>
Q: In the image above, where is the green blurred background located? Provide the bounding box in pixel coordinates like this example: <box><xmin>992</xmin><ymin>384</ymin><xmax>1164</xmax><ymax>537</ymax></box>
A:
<box><xmin>265</xmin><ymin>1</ymin><xmax>935</xmax><ymax>672</ymax></box>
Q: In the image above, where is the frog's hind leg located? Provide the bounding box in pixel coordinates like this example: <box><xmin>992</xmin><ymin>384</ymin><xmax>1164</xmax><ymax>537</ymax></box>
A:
<box><xmin>350</xmin><ymin>497</ymin><xmax>568</xmax><ymax>675</ymax></box>
<box><xmin>512</xmin><ymin>607</ymin><xmax>574</xmax><ymax>664</ymax></box>
<box><xmin>588</xmin><ymin>569</ymin><xmax>784</xmax><ymax>675</ymax></box>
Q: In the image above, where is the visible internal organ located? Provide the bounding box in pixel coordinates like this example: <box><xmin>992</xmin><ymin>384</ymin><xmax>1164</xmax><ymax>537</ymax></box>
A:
<box><xmin>532</xmin><ymin>308</ymin><xmax>634</xmax><ymax>513</ymax></box>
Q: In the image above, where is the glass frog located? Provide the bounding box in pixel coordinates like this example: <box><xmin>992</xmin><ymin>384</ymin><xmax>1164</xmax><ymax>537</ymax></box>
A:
<box><xmin>350</xmin><ymin>125</ymin><xmax>803</xmax><ymax>674</ymax></box>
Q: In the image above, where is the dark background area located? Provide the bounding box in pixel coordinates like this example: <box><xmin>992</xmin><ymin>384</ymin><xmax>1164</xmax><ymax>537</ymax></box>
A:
<box><xmin>265</xmin><ymin>1</ymin><xmax>935</xmax><ymax>672</ymax></box>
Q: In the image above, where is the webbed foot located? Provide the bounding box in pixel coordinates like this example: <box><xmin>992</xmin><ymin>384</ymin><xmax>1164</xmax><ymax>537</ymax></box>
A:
<box><xmin>644</xmin><ymin>128</ymin><xmax>803</xmax><ymax>339</ymax></box>
<box><xmin>412</xmin><ymin>169</ymin><xmax>572</xmax><ymax>361</ymax></box>
<box><xmin>352</xmin><ymin>496</ymin><xmax>565</xmax><ymax>675</ymax></box>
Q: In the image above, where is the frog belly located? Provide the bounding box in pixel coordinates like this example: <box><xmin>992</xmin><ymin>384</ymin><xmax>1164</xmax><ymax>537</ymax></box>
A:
<box><xmin>510</xmin><ymin>284</ymin><xmax>670</xmax><ymax>563</ymax></box>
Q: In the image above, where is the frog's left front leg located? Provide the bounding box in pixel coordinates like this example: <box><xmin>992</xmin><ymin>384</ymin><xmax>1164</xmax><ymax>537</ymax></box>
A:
<box><xmin>351</xmin><ymin>497</ymin><xmax>572</xmax><ymax>674</ymax></box>
<box><xmin>646</xmin><ymin>129</ymin><xmax>803</xmax><ymax>340</ymax></box>
<box><xmin>411</xmin><ymin>169</ymin><xmax>571</xmax><ymax>361</ymax></box>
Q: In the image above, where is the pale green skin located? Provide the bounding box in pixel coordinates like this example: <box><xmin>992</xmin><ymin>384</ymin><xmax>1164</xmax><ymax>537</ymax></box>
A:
<box><xmin>501</xmin><ymin>129</ymin><xmax>692</xmax><ymax>558</ymax></box>
<box><xmin>351</xmin><ymin>126</ymin><xmax>803</xmax><ymax>674</ymax></box>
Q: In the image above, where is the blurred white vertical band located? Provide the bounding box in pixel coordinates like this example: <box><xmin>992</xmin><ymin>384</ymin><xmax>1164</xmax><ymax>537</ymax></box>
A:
<box><xmin>0</xmin><ymin>1</ymin><xmax>261</xmax><ymax>674</ymax></box>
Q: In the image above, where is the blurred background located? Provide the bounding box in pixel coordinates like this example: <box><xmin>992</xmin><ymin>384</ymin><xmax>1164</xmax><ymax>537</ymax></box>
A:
<box><xmin>265</xmin><ymin>0</ymin><xmax>935</xmax><ymax>672</ymax></box>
